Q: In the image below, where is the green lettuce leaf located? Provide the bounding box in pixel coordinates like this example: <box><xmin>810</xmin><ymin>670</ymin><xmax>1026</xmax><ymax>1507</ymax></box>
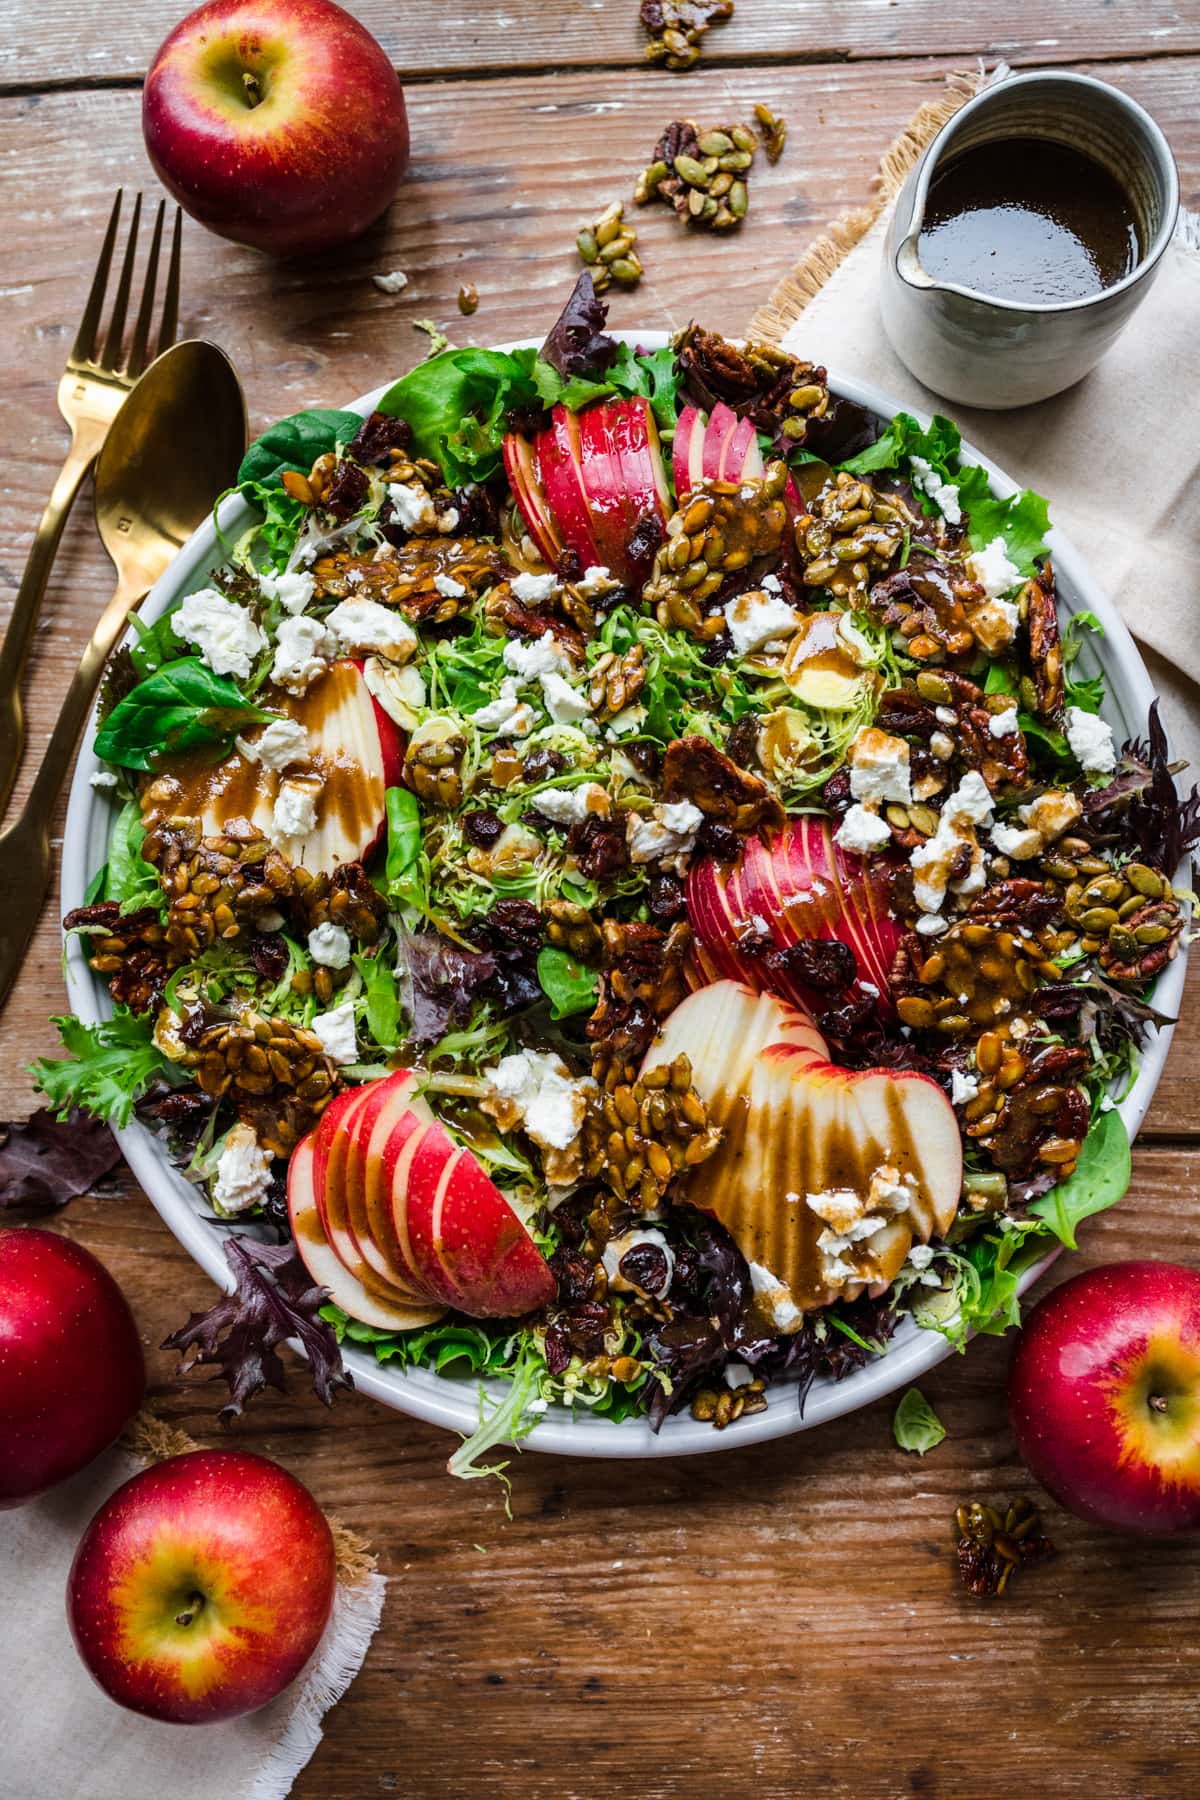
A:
<box><xmin>1029</xmin><ymin>1108</ymin><xmax>1131</xmax><ymax>1249</ymax></box>
<box><xmin>951</xmin><ymin>464</ymin><xmax>1050</xmax><ymax>574</ymax></box>
<box><xmin>31</xmin><ymin>1011</ymin><xmax>177</xmax><ymax>1128</ymax></box>
<box><xmin>104</xmin><ymin>800</ymin><xmax>165</xmax><ymax>918</ymax></box>
<box><xmin>841</xmin><ymin>410</ymin><xmax>962</xmax><ymax>477</ymax></box>
<box><xmin>238</xmin><ymin>407</ymin><xmax>364</xmax><ymax>490</ymax></box>
<box><xmin>94</xmin><ymin>658</ymin><xmax>272</xmax><ymax>771</ymax></box>
<box><xmin>893</xmin><ymin>1386</ymin><xmax>946</xmax><ymax>1454</ymax></box>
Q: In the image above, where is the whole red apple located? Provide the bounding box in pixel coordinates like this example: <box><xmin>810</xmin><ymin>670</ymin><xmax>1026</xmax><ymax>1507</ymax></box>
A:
<box><xmin>0</xmin><ymin>1228</ymin><xmax>145</xmax><ymax>1508</ymax></box>
<box><xmin>68</xmin><ymin>1449</ymin><xmax>336</xmax><ymax>1723</ymax></box>
<box><xmin>1009</xmin><ymin>1261</ymin><xmax>1200</xmax><ymax>1535</ymax></box>
<box><xmin>143</xmin><ymin>0</ymin><xmax>409</xmax><ymax>256</ymax></box>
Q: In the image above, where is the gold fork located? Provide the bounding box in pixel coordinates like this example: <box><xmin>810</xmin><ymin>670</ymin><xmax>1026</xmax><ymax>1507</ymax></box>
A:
<box><xmin>0</xmin><ymin>190</ymin><xmax>181</xmax><ymax>817</ymax></box>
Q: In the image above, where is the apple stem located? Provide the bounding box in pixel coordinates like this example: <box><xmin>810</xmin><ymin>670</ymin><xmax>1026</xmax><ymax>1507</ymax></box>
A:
<box><xmin>1149</xmin><ymin>1394</ymin><xmax>1170</xmax><ymax>1414</ymax></box>
<box><xmin>174</xmin><ymin>1592</ymin><xmax>207</xmax><ymax>1628</ymax></box>
<box><xmin>241</xmin><ymin>70</ymin><xmax>263</xmax><ymax>108</ymax></box>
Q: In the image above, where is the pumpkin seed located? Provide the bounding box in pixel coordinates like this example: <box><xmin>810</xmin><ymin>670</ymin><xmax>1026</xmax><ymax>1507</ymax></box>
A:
<box><xmin>675</xmin><ymin>154</ymin><xmax>710</xmax><ymax>188</ymax></box>
<box><xmin>697</xmin><ymin>131</ymin><xmax>733</xmax><ymax>155</ymax></box>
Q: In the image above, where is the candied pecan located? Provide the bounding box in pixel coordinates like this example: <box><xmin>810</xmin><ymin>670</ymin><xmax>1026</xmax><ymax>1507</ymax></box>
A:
<box><xmin>935</xmin><ymin>671</ymin><xmax>1030</xmax><ymax>792</ymax></box>
<box><xmin>1099</xmin><ymin>898</ymin><xmax>1183</xmax><ymax>983</ymax></box>
<box><xmin>483</xmin><ymin>583</ymin><xmax>586</xmax><ymax>658</ymax></box>
<box><xmin>875</xmin><ymin>688</ymin><xmax>938</xmax><ymax>744</ymax></box>
<box><xmin>588</xmin><ymin>919</ymin><xmax>691</xmax><ymax>1080</ymax></box>
<box><xmin>65</xmin><ymin>903</ymin><xmax>173</xmax><ymax>1017</ymax></box>
<box><xmin>662</xmin><ymin>735</ymin><xmax>785</xmax><ymax>840</ymax></box>
<box><xmin>955</xmin><ymin>1496</ymin><xmax>1055</xmax><ymax>1600</ymax></box>
<box><xmin>1025</xmin><ymin>559</ymin><xmax>1064</xmax><ymax>721</ymax></box>
<box><xmin>985</xmin><ymin>1045</ymin><xmax>1090</xmax><ymax>1179</ymax></box>
<box><xmin>348</xmin><ymin>410</ymin><xmax>413</xmax><ymax>465</ymax></box>
<box><xmin>322</xmin><ymin>460</ymin><xmax>368</xmax><ymax>522</ymax></box>
<box><xmin>569</xmin><ymin>814</ymin><xmax>630</xmax><ymax>883</ymax></box>
<box><xmin>868</xmin><ymin>555</ymin><xmax>978</xmax><ymax>659</ymax></box>
<box><xmin>964</xmin><ymin>879</ymin><xmax>1063</xmax><ymax>930</ymax></box>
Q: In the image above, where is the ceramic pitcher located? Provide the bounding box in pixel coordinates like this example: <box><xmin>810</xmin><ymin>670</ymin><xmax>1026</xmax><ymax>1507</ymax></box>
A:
<box><xmin>880</xmin><ymin>72</ymin><xmax>1179</xmax><ymax>409</ymax></box>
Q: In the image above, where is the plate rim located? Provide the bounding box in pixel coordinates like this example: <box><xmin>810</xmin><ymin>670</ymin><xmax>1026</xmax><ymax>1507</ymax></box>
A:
<box><xmin>60</xmin><ymin>333</ymin><xmax>1187</xmax><ymax>1459</ymax></box>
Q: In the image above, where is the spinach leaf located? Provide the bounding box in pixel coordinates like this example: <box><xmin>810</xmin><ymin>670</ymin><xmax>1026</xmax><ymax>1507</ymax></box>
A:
<box><xmin>105</xmin><ymin>800</ymin><xmax>165</xmax><ymax>917</ymax></box>
<box><xmin>537</xmin><ymin>947</ymin><xmax>599</xmax><ymax>1019</ymax></box>
<box><xmin>385</xmin><ymin>786</ymin><xmax>422</xmax><ymax>893</ymax></box>
<box><xmin>893</xmin><ymin>1386</ymin><xmax>946</xmax><ymax>1454</ymax></box>
<box><xmin>1029</xmin><ymin>1107</ymin><xmax>1131</xmax><ymax>1249</ymax></box>
<box><xmin>31</xmin><ymin>1010</ymin><xmax>178</xmax><ymax>1128</ymax></box>
<box><xmin>238</xmin><ymin>407</ymin><xmax>364</xmax><ymax>490</ymax></box>
<box><xmin>94</xmin><ymin>658</ymin><xmax>272</xmax><ymax>771</ymax></box>
<box><xmin>377</xmin><ymin>347</ymin><xmax>543</xmax><ymax>486</ymax></box>
<box><xmin>127</xmin><ymin>606</ymin><xmax>184</xmax><ymax>680</ymax></box>
<box><xmin>355</xmin><ymin>949</ymin><xmax>403</xmax><ymax>1053</ymax></box>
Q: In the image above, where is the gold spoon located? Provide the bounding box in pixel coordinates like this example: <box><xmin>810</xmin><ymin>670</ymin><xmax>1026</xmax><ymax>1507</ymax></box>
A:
<box><xmin>0</xmin><ymin>339</ymin><xmax>246</xmax><ymax>1015</ymax></box>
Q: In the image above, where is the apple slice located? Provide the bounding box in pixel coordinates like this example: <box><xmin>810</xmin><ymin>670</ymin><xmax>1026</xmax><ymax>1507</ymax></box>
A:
<box><xmin>579</xmin><ymin>402</ymin><xmax>636</xmax><ymax>560</ymax></box>
<box><xmin>503</xmin><ymin>430</ymin><xmax>562</xmax><ymax>566</ymax></box>
<box><xmin>645</xmin><ymin>988</ymin><xmax>961</xmax><ymax>1314</ymax></box>
<box><xmin>386</xmin><ymin>1115</ymin><xmax>556</xmax><ymax>1317</ymax></box>
<box><xmin>141</xmin><ymin>657</ymin><xmax>402</xmax><ymax>877</ymax></box>
<box><xmin>720</xmin><ymin>416</ymin><xmax>762</xmax><ymax>483</ymax></box>
<box><xmin>699</xmin><ymin>401</ymin><xmax>740</xmax><ymax>481</ymax></box>
<box><xmin>538</xmin><ymin>407</ymin><xmax>607</xmax><ymax>568</ymax></box>
<box><xmin>607</xmin><ymin>398</ymin><xmax>671</xmax><ymax>574</ymax></box>
<box><xmin>673</xmin><ymin>405</ymin><xmax>706</xmax><ymax>500</ymax></box>
<box><xmin>288</xmin><ymin>1136</ymin><xmax>445</xmax><ymax>1331</ymax></box>
<box><xmin>312</xmin><ymin>1086</ymin><xmax>434</xmax><ymax>1306</ymax></box>
<box><xmin>345</xmin><ymin>1071</ymin><xmax>438</xmax><ymax>1291</ymax></box>
<box><xmin>686</xmin><ymin>817</ymin><xmax>902</xmax><ymax>1015</ymax></box>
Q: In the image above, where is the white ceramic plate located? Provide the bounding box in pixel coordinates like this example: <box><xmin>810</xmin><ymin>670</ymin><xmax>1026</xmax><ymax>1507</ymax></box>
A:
<box><xmin>61</xmin><ymin>337</ymin><xmax>1187</xmax><ymax>1458</ymax></box>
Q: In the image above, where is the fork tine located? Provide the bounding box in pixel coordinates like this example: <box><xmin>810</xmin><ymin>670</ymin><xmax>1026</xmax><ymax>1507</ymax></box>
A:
<box><xmin>155</xmin><ymin>209</ymin><xmax>183</xmax><ymax>360</ymax></box>
<box><xmin>98</xmin><ymin>191</ymin><xmax>142</xmax><ymax>371</ymax></box>
<box><xmin>125</xmin><ymin>200</ymin><xmax>166</xmax><ymax>379</ymax></box>
<box><xmin>70</xmin><ymin>191</ymin><xmax>122</xmax><ymax>365</ymax></box>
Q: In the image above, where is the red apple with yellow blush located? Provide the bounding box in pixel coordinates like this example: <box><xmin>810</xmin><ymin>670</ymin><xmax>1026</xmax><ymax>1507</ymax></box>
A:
<box><xmin>143</xmin><ymin>0</ymin><xmax>409</xmax><ymax>256</ymax></box>
<box><xmin>67</xmin><ymin>1449</ymin><xmax>336</xmax><ymax>1723</ymax></box>
<box><xmin>1009</xmin><ymin>1261</ymin><xmax>1200</xmax><ymax>1535</ymax></box>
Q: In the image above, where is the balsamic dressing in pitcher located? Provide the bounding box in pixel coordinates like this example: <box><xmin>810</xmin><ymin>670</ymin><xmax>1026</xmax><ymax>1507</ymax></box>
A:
<box><xmin>917</xmin><ymin>138</ymin><xmax>1142</xmax><ymax>303</ymax></box>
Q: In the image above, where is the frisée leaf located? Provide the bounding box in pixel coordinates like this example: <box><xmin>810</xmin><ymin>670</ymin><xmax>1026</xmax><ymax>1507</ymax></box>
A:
<box><xmin>31</xmin><ymin>1010</ymin><xmax>178</xmax><ymax>1128</ymax></box>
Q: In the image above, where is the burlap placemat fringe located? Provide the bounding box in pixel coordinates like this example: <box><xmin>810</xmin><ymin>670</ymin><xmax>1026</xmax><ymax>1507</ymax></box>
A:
<box><xmin>749</xmin><ymin>62</ymin><xmax>1006</xmax><ymax>346</ymax></box>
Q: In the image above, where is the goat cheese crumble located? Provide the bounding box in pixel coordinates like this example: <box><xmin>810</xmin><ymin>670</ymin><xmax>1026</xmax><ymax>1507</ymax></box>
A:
<box><xmin>312</xmin><ymin>1000</ymin><xmax>357</xmax><ymax>1065</ymax></box>
<box><xmin>326</xmin><ymin>599</ymin><xmax>417</xmax><ymax>663</ymax></box>
<box><xmin>236</xmin><ymin>716</ymin><xmax>309</xmax><ymax>772</ymax></box>
<box><xmin>213</xmin><ymin>1124</ymin><xmax>273</xmax><ymax>1215</ymax></box>
<box><xmin>489</xmin><ymin>1049</ymin><xmax>591</xmax><ymax>1152</ymax></box>
<box><xmin>471</xmin><ymin>678</ymin><xmax>538</xmax><ymax>737</ymax></box>
<box><xmin>307</xmin><ymin>922</ymin><xmax>352</xmax><ymax>969</ymax></box>
<box><xmin>175</xmin><ymin>588</ymin><xmax>266</xmax><ymax>680</ymax></box>
<box><xmin>967</xmin><ymin>536</ymin><xmax>1022</xmax><ymax>600</ymax></box>
<box><xmin>259</xmin><ymin>568</ymin><xmax>316</xmax><ymax>615</ymax></box>
<box><xmin>1065</xmin><ymin>705</ymin><xmax>1116</xmax><ymax>775</ymax></box>
<box><xmin>540</xmin><ymin>670</ymin><xmax>591</xmax><ymax>724</ymax></box>
<box><xmin>510</xmin><ymin>570</ymin><xmax>560</xmax><ymax>604</ymax></box>
<box><xmin>847</xmin><ymin>726</ymin><xmax>912</xmax><ymax>808</ymax></box>
<box><xmin>272</xmin><ymin>777</ymin><xmax>320</xmax><ymax>843</ymax></box>
<box><xmin>503</xmin><ymin>631</ymin><xmax>572</xmax><ymax>683</ymax></box>
<box><xmin>388</xmin><ymin>481</ymin><xmax>438</xmax><ymax>531</ymax></box>
<box><xmin>271</xmin><ymin>615</ymin><xmax>335</xmax><ymax>693</ymax></box>
<box><xmin>626</xmin><ymin>800</ymin><xmax>703</xmax><ymax>865</ymax></box>
<box><xmin>909</xmin><ymin>455</ymin><xmax>962</xmax><ymax>525</ymax></box>
<box><xmin>723</xmin><ymin>588</ymin><xmax>802</xmax><ymax>656</ymax></box>
<box><xmin>835</xmin><ymin>803</ymin><xmax>893</xmax><ymax>855</ymax></box>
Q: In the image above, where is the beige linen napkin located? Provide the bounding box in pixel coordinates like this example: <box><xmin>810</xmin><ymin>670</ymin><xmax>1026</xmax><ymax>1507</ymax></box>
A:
<box><xmin>749</xmin><ymin>66</ymin><xmax>1200</xmax><ymax>776</ymax></box>
<box><xmin>0</xmin><ymin>1417</ymin><xmax>385</xmax><ymax>1800</ymax></box>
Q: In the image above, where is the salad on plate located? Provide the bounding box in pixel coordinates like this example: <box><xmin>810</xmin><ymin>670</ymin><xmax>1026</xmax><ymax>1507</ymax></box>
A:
<box><xmin>39</xmin><ymin>276</ymin><xmax>1196</xmax><ymax>1470</ymax></box>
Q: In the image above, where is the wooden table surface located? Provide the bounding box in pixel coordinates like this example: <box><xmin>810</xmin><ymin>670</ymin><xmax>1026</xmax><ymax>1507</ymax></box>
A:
<box><xmin>2</xmin><ymin>5</ymin><xmax>1199</xmax><ymax>1795</ymax></box>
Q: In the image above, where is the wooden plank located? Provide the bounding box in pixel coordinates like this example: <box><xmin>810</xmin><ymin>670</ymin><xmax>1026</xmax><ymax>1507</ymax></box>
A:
<box><xmin>2</xmin><ymin>0</ymin><xmax>1199</xmax><ymax>87</ymax></box>
<box><xmin>2</xmin><ymin>54</ymin><xmax>1198</xmax><ymax>1121</ymax></box>
<box><xmin>32</xmin><ymin>1140</ymin><xmax>1200</xmax><ymax>1800</ymax></box>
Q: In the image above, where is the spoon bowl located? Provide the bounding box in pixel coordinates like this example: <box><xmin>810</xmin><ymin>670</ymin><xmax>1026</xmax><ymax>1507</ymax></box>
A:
<box><xmin>0</xmin><ymin>339</ymin><xmax>245</xmax><ymax>1013</ymax></box>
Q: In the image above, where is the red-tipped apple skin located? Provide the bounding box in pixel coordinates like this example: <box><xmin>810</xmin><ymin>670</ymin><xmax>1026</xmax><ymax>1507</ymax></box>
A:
<box><xmin>538</xmin><ymin>408</ymin><xmax>605</xmax><ymax>568</ymax></box>
<box><xmin>67</xmin><ymin>1449</ymin><xmax>336</xmax><ymax>1723</ymax></box>
<box><xmin>0</xmin><ymin>1229</ymin><xmax>145</xmax><ymax>1508</ymax></box>
<box><xmin>673</xmin><ymin>406</ymin><xmax>703</xmax><ymax>500</ymax></box>
<box><xmin>143</xmin><ymin>0</ymin><xmax>409</xmax><ymax>258</ymax></box>
<box><xmin>288</xmin><ymin>1136</ymin><xmax>444</xmax><ymax>1328</ymax></box>
<box><xmin>386</xmin><ymin>1116</ymin><xmax>555</xmax><ymax>1317</ymax></box>
<box><xmin>342</xmin><ymin>1071</ymin><xmax>432</xmax><ymax>1291</ymax></box>
<box><xmin>700</xmin><ymin>401</ymin><xmax>739</xmax><ymax>481</ymax></box>
<box><xmin>686</xmin><ymin>818</ymin><xmax>901</xmax><ymax>1015</ymax></box>
<box><xmin>312</xmin><ymin>1085</ymin><xmax>428</xmax><ymax>1304</ymax></box>
<box><xmin>580</xmin><ymin>404</ymin><xmax>636</xmax><ymax>558</ymax></box>
<box><xmin>720</xmin><ymin>416</ymin><xmax>761</xmax><ymax>482</ymax></box>
<box><xmin>1009</xmin><ymin>1262</ymin><xmax>1200</xmax><ymax>1535</ymax></box>
<box><xmin>502</xmin><ymin>432</ymin><xmax>562</xmax><ymax>566</ymax></box>
<box><xmin>607</xmin><ymin>399</ymin><xmax>670</xmax><ymax>575</ymax></box>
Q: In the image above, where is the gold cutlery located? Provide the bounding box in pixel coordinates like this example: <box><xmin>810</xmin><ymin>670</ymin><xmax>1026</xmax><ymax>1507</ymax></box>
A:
<box><xmin>0</xmin><ymin>191</ymin><xmax>181</xmax><ymax>817</ymax></box>
<box><xmin>0</xmin><ymin>338</ymin><xmax>246</xmax><ymax>1015</ymax></box>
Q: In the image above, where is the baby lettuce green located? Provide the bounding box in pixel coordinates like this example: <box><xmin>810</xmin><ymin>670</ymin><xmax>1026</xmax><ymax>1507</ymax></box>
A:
<box><xmin>1029</xmin><ymin>1108</ymin><xmax>1132</xmax><ymax>1250</ymax></box>
<box><xmin>95</xmin><ymin>658</ymin><xmax>272</xmax><ymax>771</ymax></box>
<box><xmin>537</xmin><ymin>947</ymin><xmax>599</xmax><ymax>1019</ymax></box>
<box><xmin>893</xmin><ymin>1386</ymin><xmax>946</xmax><ymax>1454</ymax></box>
<box><xmin>237</xmin><ymin>407</ymin><xmax>364</xmax><ymax>490</ymax></box>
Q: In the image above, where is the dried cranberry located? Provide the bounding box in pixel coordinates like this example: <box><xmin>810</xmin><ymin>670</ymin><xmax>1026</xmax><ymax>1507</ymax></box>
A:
<box><xmin>451</xmin><ymin>484</ymin><xmax>498</xmax><ymax>540</ymax></box>
<box><xmin>550</xmin><ymin>1248</ymin><xmax>596</xmax><ymax>1307</ymax></box>
<box><xmin>695</xmin><ymin>818</ymin><xmax>740</xmax><ymax>862</ymax></box>
<box><xmin>556</xmin><ymin>545</ymin><xmax>584</xmax><ymax>583</ymax></box>
<box><xmin>348</xmin><ymin>410</ymin><xmax>412</xmax><ymax>465</ymax></box>
<box><xmin>462</xmin><ymin>809</ymin><xmax>504</xmax><ymax>848</ymax></box>
<box><xmin>766</xmin><ymin>937</ymin><xmax>857</xmax><ymax>993</ymax></box>
<box><xmin>569</xmin><ymin>814</ymin><xmax>629</xmax><ymax>882</ymax></box>
<box><xmin>543</xmin><ymin>1325</ymin><xmax>572</xmax><ymax>1376</ymax></box>
<box><xmin>822</xmin><ymin>767</ymin><xmax>852</xmax><ymax>819</ymax></box>
<box><xmin>725</xmin><ymin>714</ymin><xmax>761</xmax><ymax>770</ymax></box>
<box><xmin>627</xmin><ymin>512</ymin><xmax>665</xmax><ymax>572</ymax></box>
<box><xmin>323</xmin><ymin>460</ymin><xmax>369</xmax><ymax>521</ymax></box>
<box><xmin>647</xmin><ymin>872</ymin><xmax>688</xmax><ymax>924</ymax></box>
<box><xmin>619</xmin><ymin>1242</ymin><xmax>670</xmax><ymax>1297</ymax></box>
<box><xmin>522</xmin><ymin>747</ymin><xmax>567</xmax><ymax>784</ymax></box>
<box><xmin>248</xmin><ymin>932</ymin><xmax>289</xmax><ymax>982</ymax></box>
<box><xmin>816</xmin><ymin>989</ymin><xmax>876</xmax><ymax>1042</ymax></box>
<box><xmin>485</xmin><ymin>897</ymin><xmax>543</xmax><ymax>952</ymax></box>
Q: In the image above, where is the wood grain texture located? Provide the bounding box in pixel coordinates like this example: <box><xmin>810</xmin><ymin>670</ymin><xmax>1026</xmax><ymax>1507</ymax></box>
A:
<box><xmin>35</xmin><ymin>1144</ymin><xmax>1200</xmax><ymax>1800</ymax></box>
<box><xmin>1</xmin><ymin>23</ymin><xmax>1199</xmax><ymax>1800</ymax></box>
<box><xmin>2</xmin><ymin>0</ymin><xmax>1199</xmax><ymax>86</ymax></box>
